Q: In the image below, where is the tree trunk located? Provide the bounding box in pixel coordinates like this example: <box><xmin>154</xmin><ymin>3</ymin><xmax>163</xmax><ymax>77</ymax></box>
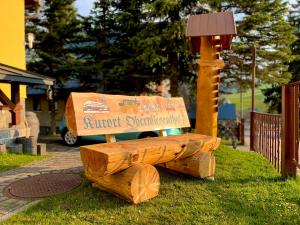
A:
<box><xmin>91</xmin><ymin>163</ymin><xmax>160</xmax><ymax>204</ymax></box>
<box><xmin>169</xmin><ymin>52</ymin><xmax>179</xmax><ymax>97</ymax></box>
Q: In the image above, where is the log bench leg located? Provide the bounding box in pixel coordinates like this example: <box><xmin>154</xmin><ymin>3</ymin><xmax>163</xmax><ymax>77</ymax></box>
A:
<box><xmin>160</xmin><ymin>151</ymin><xmax>216</xmax><ymax>178</ymax></box>
<box><xmin>90</xmin><ymin>163</ymin><xmax>160</xmax><ymax>204</ymax></box>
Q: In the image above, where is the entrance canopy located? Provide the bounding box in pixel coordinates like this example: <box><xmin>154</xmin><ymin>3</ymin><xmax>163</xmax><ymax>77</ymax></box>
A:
<box><xmin>0</xmin><ymin>63</ymin><xmax>54</xmax><ymax>86</ymax></box>
<box><xmin>0</xmin><ymin>63</ymin><xmax>54</xmax><ymax>125</ymax></box>
<box><xmin>25</xmin><ymin>0</ymin><xmax>41</xmax><ymax>8</ymax></box>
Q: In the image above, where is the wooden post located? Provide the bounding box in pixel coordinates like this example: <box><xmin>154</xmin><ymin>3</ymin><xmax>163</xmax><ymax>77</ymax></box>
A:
<box><xmin>195</xmin><ymin>36</ymin><xmax>224</xmax><ymax>137</ymax></box>
<box><xmin>250</xmin><ymin>112</ymin><xmax>255</xmax><ymax>151</ymax></box>
<box><xmin>250</xmin><ymin>45</ymin><xmax>256</xmax><ymax>151</ymax></box>
<box><xmin>11</xmin><ymin>83</ymin><xmax>21</xmax><ymax>125</ymax></box>
<box><xmin>281</xmin><ymin>85</ymin><xmax>297</xmax><ymax>178</ymax></box>
<box><xmin>251</xmin><ymin>45</ymin><xmax>256</xmax><ymax>112</ymax></box>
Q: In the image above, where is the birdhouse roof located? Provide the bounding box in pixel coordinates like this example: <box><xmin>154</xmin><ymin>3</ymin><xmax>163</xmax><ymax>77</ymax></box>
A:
<box><xmin>186</xmin><ymin>11</ymin><xmax>236</xmax><ymax>51</ymax></box>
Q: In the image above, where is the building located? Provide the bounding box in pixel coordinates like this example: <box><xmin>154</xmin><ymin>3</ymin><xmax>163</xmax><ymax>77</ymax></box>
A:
<box><xmin>0</xmin><ymin>0</ymin><xmax>54</xmax><ymax>146</ymax></box>
<box><xmin>26</xmin><ymin>86</ymin><xmax>66</xmax><ymax>134</ymax></box>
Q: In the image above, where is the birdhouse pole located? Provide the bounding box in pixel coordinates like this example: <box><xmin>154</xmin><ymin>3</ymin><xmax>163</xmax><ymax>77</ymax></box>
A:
<box><xmin>196</xmin><ymin>36</ymin><xmax>224</xmax><ymax>136</ymax></box>
<box><xmin>186</xmin><ymin>12</ymin><xmax>237</xmax><ymax>137</ymax></box>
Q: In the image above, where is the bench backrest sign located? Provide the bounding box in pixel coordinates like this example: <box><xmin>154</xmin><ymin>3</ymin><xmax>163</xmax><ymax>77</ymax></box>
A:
<box><xmin>65</xmin><ymin>92</ymin><xmax>190</xmax><ymax>136</ymax></box>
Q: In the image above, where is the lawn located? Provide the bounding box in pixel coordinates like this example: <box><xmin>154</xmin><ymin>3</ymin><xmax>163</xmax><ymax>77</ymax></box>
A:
<box><xmin>222</xmin><ymin>88</ymin><xmax>268</xmax><ymax>113</ymax></box>
<box><xmin>0</xmin><ymin>152</ymin><xmax>47</xmax><ymax>173</ymax></box>
<box><xmin>3</xmin><ymin>145</ymin><xmax>300</xmax><ymax>225</ymax></box>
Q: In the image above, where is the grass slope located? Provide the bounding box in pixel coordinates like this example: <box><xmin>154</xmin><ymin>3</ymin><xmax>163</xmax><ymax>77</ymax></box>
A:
<box><xmin>222</xmin><ymin>88</ymin><xmax>267</xmax><ymax>113</ymax></box>
<box><xmin>0</xmin><ymin>152</ymin><xmax>46</xmax><ymax>173</ymax></box>
<box><xmin>3</xmin><ymin>146</ymin><xmax>300</xmax><ymax>225</ymax></box>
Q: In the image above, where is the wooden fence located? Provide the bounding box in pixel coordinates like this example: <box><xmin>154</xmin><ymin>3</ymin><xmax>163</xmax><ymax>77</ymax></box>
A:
<box><xmin>251</xmin><ymin>112</ymin><xmax>282</xmax><ymax>172</ymax></box>
<box><xmin>250</xmin><ymin>82</ymin><xmax>300</xmax><ymax>178</ymax></box>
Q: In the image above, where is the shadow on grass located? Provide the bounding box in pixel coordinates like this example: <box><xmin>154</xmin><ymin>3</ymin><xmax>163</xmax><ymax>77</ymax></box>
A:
<box><xmin>156</xmin><ymin>166</ymin><xmax>284</xmax><ymax>185</ymax></box>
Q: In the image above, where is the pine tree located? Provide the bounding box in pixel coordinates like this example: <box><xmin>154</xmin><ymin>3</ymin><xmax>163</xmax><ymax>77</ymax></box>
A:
<box><xmin>289</xmin><ymin>0</ymin><xmax>300</xmax><ymax>82</ymax></box>
<box><xmin>78</xmin><ymin>0</ymin><xmax>117</xmax><ymax>93</ymax></box>
<box><xmin>217</xmin><ymin>0</ymin><xmax>296</xmax><ymax>89</ymax></box>
<box><xmin>262</xmin><ymin>1</ymin><xmax>299</xmax><ymax>112</ymax></box>
<box><xmin>83</xmin><ymin>0</ymin><xmax>201</xmax><ymax>96</ymax></box>
<box><xmin>26</xmin><ymin>0</ymin><xmax>81</xmax><ymax>133</ymax></box>
<box><xmin>132</xmin><ymin>0</ymin><xmax>199</xmax><ymax>96</ymax></box>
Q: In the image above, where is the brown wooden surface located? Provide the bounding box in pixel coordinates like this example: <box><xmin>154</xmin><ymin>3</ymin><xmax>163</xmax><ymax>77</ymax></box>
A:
<box><xmin>186</xmin><ymin>12</ymin><xmax>236</xmax><ymax>52</ymax></box>
<box><xmin>0</xmin><ymin>85</ymin><xmax>22</xmax><ymax>125</ymax></box>
<box><xmin>160</xmin><ymin>151</ymin><xmax>215</xmax><ymax>178</ymax></box>
<box><xmin>91</xmin><ymin>163</ymin><xmax>160</xmax><ymax>204</ymax></box>
<box><xmin>251</xmin><ymin>112</ymin><xmax>282</xmax><ymax>173</ymax></box>
<box><xmin>281</xmin><ymin>84</ymin><xmax>299</xmax><ymax>177</ymax></box>
<box><xmin>80</xmin><ymin>133</ymin><xmax>220</xmax><ymax>178</ymax></box>
<box><xmin>0</xmin><ymin>89</ymin><xmax>16</xmax><ymax>110</ymax></box>
<box><xmin>11</xmin><ymin>83</ymin><xmax>21</xmax><ymax>125</ymax></box>
<box><xmin>65</xmin><ymin>93</ymin><xmax>190</xmax><ymax>136</ymax></box>
<box><xmin>195</xmin><ymin>36</ymin><xmax>223</xmax><ymax>137</ymax></box>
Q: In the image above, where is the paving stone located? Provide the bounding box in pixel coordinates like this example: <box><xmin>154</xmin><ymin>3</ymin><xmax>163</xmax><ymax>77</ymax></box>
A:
<box><xmin>0</xmin><ymin>196</ymin><xmax>9</xmax><ymax>202</ymax></box>
<box><xmin>0</xmin><ymin>209</ymin><xmax>8</xmax><ymax>215</ymax></box>
<box><xmin>0</xmin><ymin>142</ymin><xmax>82</xmax><ymax>221</ymax></box>
<box><xmin>0</xmin><ymin>199</ymin><xmax>20</xmax><ymax>207</ymax></box>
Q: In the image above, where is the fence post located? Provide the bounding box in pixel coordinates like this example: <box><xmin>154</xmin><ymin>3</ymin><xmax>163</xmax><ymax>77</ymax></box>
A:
<box><xmin>250</xmin><ymin>112</ymin><xmax>254</xmax><ymax>151</ymax></box>
<box><xmin>281</xmin><ymin>85</ymin><xmax>297</xmax><ymax>178</ymax></box>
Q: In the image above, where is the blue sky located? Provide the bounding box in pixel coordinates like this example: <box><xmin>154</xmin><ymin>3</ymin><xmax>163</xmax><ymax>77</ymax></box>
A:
<box><xmin>75</xmin><ymin>0</ymin><xmax>94</xmax><ymax>16</ymax></box>
<box><xmin>75</xmin><ymin>0</ymin><xmax>297</xmax><ymax>16</ymax></box>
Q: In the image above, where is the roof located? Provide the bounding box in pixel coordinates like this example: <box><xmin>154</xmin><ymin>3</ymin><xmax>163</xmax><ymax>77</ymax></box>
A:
<box><xmin>0</xmin><ymin>63</ymin><xmax>54</xmax><ymax>86</ymax></box>
<box><xmin>186</xmin><ymin>11</ymin><xmax>237</xmax><ymax>51</ymax></box>
<box><xmin>25</xmin><ymin>0</ymin><xmax>41</xmax><ymax>8</ymax></box>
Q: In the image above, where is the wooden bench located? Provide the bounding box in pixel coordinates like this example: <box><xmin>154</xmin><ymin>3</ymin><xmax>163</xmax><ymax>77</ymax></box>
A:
<box><xmin>66</xmin><ymin>93</ymin><xmax>220</xmax><ymax>204</ymax></box>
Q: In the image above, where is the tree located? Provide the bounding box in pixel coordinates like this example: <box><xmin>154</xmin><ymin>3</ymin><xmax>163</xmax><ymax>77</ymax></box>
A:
<box><xmin>289</xmin><ymin>0</ymin><xmax>300</xmax><ymax>82</ymax></box>
<box><xmin>82</xmin><ymin>0</ymin><xmax>201</xmax><ymax>96</ymax></box>
<box><xmin>197</xmin><ymin>0</ymin><xmax>296</xmax><ymax>113</ymax></box>
<box><xmin>130</xmin><ymin>0</ymin><xmax>296</xmax><ymax>97</ymax></box>
<box><xmin>216</xmin><ymin>0</ymin><xmax>296</xmax><ymax>91</ymax></box>
<box><xmin>262</xmin><ymin>1</ymin><xmax>300</xmax><ymax>112</ymax></box>
<box><xmin>130</xmin><ymin>0</ymin><xmax>200</xmax><ymax>96</ymax></box>
<box><xmin>26</xmin><ymin>0</ymin><xmax>81</xmax><ymax>133</ymax></box>
<box><xmin>77</xmin><ymin>0</ymin><xmax>117</xmax><ymax>93</ymax></box>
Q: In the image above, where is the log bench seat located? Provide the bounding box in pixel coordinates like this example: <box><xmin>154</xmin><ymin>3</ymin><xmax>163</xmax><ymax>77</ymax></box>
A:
<box><xmin>81</xmin><ymin>133</ymin><xmax>220</xmax><ymax>178</ymax></box>
<box><xmin>65</xmin><ymin>93</ymin><xmax>220</xmax><ymax>204</ymax></box>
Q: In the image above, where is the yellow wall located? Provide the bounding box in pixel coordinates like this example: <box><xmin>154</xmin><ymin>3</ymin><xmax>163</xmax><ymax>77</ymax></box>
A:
<box><xmin>0</xmin><ymin>0</ymin><xmax>27</xmax><ymax>98</ymax></box>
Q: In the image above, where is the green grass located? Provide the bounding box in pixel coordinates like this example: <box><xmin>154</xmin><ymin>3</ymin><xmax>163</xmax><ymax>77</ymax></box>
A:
<box><xmin>3</xmin><ymin>146</ymin><xmax>300</xmax><ymax>225</ymax></box>
<box><xmin>0</xmin><ymin>152</ymin><xmax>47</xmax><ymax>173</ymax></box>
<box><xmin>222</xmin><ymin>88</ymin><xmax>267</xmax><ymax>113</ymax></box>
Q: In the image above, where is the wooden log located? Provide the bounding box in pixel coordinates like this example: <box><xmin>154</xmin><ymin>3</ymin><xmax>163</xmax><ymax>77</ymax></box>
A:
<box><xmin>90</xmin><ymin>163</ymin><xmax>160</xmax><ymax>204</ymax></box>
<box><xmin>80</xmin><ymin>133</ymin><xmax>220</xmax><ymax>178</ymax></box>
<box><xmin>160</xmin><ymin>151</ymin><xmax>216</xmax><ymax>178</ymax></box>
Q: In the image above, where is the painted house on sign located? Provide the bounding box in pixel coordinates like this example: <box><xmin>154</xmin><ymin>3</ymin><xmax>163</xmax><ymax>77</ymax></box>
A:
<box><xmin>0</xmin><ymin>0</ymin><xmax>54</xmax><ymax>150</ymax></box>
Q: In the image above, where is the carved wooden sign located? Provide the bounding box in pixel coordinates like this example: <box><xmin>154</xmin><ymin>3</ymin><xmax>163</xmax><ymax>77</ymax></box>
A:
<box><xmin>65</xmin><ymin>93</ymin><xmax>190</xmax><ymax>136</ymax></box>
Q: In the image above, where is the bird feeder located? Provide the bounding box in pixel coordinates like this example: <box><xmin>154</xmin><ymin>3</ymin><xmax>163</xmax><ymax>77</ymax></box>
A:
<box><xmin>186</xmin><ymin>11</ymin><xmax>236</xmax><ymax>137</ymax></box>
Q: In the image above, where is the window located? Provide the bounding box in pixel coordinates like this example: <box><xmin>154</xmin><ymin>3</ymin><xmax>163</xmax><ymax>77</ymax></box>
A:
<box><xmin>48</xmin><ymin>101</ymin><xmax>58</xmax><ymax>112</ymax></box>
<box><xmin>32</xmin><ymin>98</ymin><xmax>41</xmax><ymax>111</ymax></box>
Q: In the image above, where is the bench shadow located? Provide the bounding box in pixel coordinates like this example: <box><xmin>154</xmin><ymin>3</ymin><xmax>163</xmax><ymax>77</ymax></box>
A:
<box><xmin>156</xmin><ymin>166</ymin><xmax>284</xmax><ymax>185</ymax></box>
